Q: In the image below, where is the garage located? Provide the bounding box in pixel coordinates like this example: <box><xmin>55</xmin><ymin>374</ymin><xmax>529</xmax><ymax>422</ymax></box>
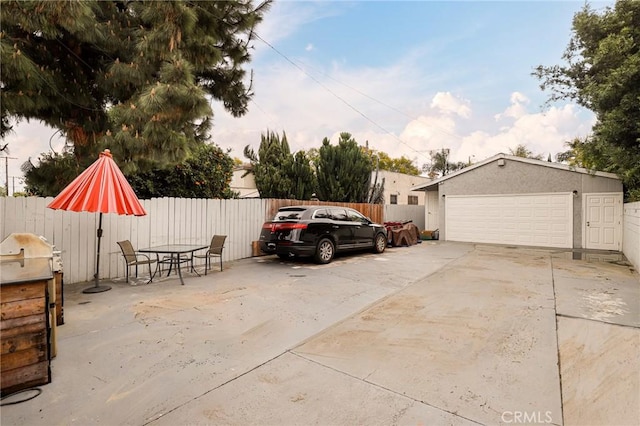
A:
<box><xmin>445</xmin><ymin>193</ymin><xmax>573</xmax><ymax>248</ymax></box>
<box><xmin>413</xmin><ymin>154</ymin><xmax>623</xmax><ymax>250</ymax></box>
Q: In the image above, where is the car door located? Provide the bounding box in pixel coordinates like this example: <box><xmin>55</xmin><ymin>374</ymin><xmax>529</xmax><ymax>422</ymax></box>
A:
<box><xmin>328</xmin><ymin>208</ymin><xmax>356</xmax><ymax>249</ymax></box>
<box><xmin>347</xmin><ymin>209</ymin><xmax>375</xmax><ymax>247</ymax></box>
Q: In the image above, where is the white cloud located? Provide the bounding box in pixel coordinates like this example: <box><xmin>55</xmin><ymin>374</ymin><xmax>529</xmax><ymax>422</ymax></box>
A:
<box><xmin>430</xmin><ymin>92</ymin><xmax>472</xmax><ymax>118</ymax></box>
<box><xmin>305</xmin><ymin>43</ymin><xmax>314</xmax><ymax>52</ymax></box>
<box><xmin>455</xmin><ymin>103</ymin><xmax>595</xmax><ymax>164</ymax></box>
<box><xmin>494</xmin><ymin>91</ymin><xmax>530</xmax><ymax>120</ymax></box>
<box><xmin>352</xmin><ymin>94</ymin><xmax>595</xmax><ymax>169</ymax></box>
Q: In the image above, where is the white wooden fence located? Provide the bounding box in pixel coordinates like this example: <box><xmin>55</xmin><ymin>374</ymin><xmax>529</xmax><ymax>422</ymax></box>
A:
<box><xmin>1</xmin><ymin>197</ymin><xmax>426</xmax><ymax>284</ymax></box>
<box><xmin>1</xmin><ymin>197</ymin><xmax>269</xmax><ymax>284</ymax></box>
<box><xmin>623</xmin><ymin>201</ymin><xmax>640</xmax><ymax>274</ymax></box>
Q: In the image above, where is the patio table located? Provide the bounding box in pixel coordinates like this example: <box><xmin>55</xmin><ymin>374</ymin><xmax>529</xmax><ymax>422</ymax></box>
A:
<box><xmin>138</xmin><ymin>244</ymin><xmax>208</xmax><ymax>285</ymax></box>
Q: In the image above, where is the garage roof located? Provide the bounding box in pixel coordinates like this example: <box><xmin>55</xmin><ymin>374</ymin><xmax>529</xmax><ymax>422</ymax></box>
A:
<box><xmin>411</xmin><ymin>153</ymin><xmax>620</xmax><ymax>192</ymax></box>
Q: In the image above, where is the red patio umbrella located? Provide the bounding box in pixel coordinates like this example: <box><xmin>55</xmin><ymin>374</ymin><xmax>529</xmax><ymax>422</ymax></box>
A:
<box><xmin>48</xmin><ymin>149</ymin><xmax>146</xmax><ymax>293</ymax></box>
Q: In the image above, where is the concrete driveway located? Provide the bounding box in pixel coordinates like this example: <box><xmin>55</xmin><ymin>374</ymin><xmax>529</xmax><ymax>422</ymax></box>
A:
<box><xmin>2</xmin><ymin>242</ymin><xmax>638</xmax><ymax>426</ymax></box>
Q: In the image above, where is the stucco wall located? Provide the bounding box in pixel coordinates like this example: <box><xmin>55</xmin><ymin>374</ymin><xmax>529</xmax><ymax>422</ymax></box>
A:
<box><xmin>623</xmin><ymin>202</ymin><xmax>640</xmax><ymax>273</ymax></box>
<box><xmin>437</xmin><ymin>158</ymin><xmax>623</xmax><ymax>248</ymax></box>
<box><xmin>377</xmin><ymin>171</ymin><xmax>430</xmax><ymax>205</ymax></box>
<box><xmin>230</xmin><ymin>168</ymin><xmax>259</xmax><ymax>198</ymax></box>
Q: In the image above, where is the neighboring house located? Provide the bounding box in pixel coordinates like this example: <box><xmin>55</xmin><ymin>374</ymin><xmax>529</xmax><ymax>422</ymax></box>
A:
<box><xmin>412</xmin><ymin>153</ymin><xmax>623</xmax><ymax>251</ymax></box>
<box><xmin>230</xmin><ymin>164</ymin><xmax>259</xmax><ymax>198</ymax></box>
<box><xmin>374</xmin><ymin>170</ymin><xmax>431</xmax><ymax>205</ymax></box>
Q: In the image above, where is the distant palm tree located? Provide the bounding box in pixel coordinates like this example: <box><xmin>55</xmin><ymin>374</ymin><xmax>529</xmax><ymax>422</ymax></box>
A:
<box><xmin>423</xmin><ymin>148</ymin><xmax>465</xmax><ymax>179</ymax></box>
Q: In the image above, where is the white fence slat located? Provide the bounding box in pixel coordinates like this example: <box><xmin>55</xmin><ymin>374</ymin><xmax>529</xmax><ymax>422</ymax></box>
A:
<box><xmin>23</xmin><ymin>197</ymin><xmax>36</xmax><ymax>233</ymax></box>
<box><xmin>59</xmin><ymin>208</ymin><xmax>73</xmax><ymax>278</ymax></box>
<box><xmin>623</xmin><ymin>202</ymin><xmax>640</xmax><ymax>273</ymax></box>
<box><xmin>176</xmin><ymin>197</ymin><xmax>186</xmax><ymax>244</ymax></box>
<box><xmin>52</xmin><ymin>207</ymin><xmax>64</xmax><ymax>255</ymax></box>
<box><xmin>43</xmin><ymin>198</ymin><xmax>55</xmax><ymax>243</ymax></box>
<box><xmin>5</xmin><ymin>198</ymin><xmax>24</xmax><ymax>235</ymax></box>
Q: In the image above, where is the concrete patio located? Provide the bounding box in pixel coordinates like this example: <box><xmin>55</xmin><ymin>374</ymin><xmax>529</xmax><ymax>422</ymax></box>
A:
<box><xmin>1</xmin><ymin>242</ymin><xmax>638</xmax><ymax>425</ymax></box>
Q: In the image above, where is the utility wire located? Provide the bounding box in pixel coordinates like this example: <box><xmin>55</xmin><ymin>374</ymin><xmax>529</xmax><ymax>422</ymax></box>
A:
<box><xmin>287</xmin><ymin>57</ymin><xmax>464</xmax><ymax>142</ymax></box>
<box><xmin>189</xmin><ymin>1</ymin><xmax>440</xmax><ymax>164</ymax></box>
<box><xmin>253</xmin><ymin>33</ymin><xmax>432</xmax><ymax>163</ymax></box>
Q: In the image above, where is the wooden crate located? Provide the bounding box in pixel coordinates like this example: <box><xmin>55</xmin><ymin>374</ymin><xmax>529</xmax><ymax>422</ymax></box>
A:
<box><xmin>0</xmin><ymin>280</ymin><xmax>51</xmax><ymax>396</ymax></box>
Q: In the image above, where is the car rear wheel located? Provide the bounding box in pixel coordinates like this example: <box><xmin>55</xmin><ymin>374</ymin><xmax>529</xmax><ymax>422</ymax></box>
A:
<box><xmin>373</xmin><ymin>233</ymin><xmax>386</xmax><ymax>253</ymax></box>
<box><xmin>314</xmin><ymin>238</ymin><xmax>335</xmax><ymax>264</ymax></box>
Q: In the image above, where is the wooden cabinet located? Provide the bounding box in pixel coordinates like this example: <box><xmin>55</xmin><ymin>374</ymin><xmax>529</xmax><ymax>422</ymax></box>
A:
<box><xmin>0</xmin><ymin>258</ymin><xmax>53</xmax><ymax>396</ymax></box>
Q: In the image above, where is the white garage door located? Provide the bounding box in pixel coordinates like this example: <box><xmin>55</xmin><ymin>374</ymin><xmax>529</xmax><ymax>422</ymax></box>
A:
<box><xmin>446</xmin><ymin>193</ymin><xmax>573</xmax><ymax>248</ymax></box>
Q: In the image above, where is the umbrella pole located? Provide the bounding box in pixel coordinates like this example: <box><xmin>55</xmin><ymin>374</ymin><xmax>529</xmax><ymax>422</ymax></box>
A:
<box><xmin>83</xmin><ymin>212</ymin><xmax>112</xmax><ymax>294</ymax></box>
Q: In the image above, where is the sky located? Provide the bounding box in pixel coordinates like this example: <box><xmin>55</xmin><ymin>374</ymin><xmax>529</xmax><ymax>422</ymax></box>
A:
<box><xmin>2</xmin><ymin>0</ymin><xmax>614</xmax><ymax>194</ymax></box>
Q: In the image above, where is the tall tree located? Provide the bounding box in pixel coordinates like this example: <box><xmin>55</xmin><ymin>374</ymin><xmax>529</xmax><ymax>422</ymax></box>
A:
<box><xmin>509</xmin><ymin>144</ymin><xmax>544</xmax><ymax>160</ymax></box>
<box><xmin>1</xmin><ymin>0</ymin><xmax>271</xmax><ymax>172</ymax></box>
<box><xmin>315</xmin><ymin>133</ymin><xmax>372</xmax><ymax>202</ymax></box>
<box><xmin>244</xmin><ymin>131</ymin><xmax>317</xmax><ymax>200</ymax></box>
<box><xmin>422</xmin><ymin>148</ymin><xmax>465</xmax><ymax>179</ymax></box>
<box><xmin>21</xmin><ymin>151</ymin><xmax>82</xmax><ymax>196</ymax></box>
<box><xmin>127</xmin><ymin>144</ymin><xmax>236</xmax><ymax>199</ymax></box>
<box><xmin>372</xmin><ymin>150</ymin><xmax>420</xmax><ymax>175</ymax></box>
<box><xmin>244</xmin><ymin>130</ymin><xmax>294</xmax><ymax>198</ymax></box>
<box><xmin>533</xmin><ymin>0</ymin><xmax>640</xmax><ymax>200</ymax></box>
<box><xmin>289</xmin><ymin>150</ymin><xmax>317</xmax><ymax>200</ymax></box>
<box><xmin>22</xmin><ymin>143</ymin><xmax>236</xmax><ymax>198</ymax></box>
<box><xmin>556</xmin><ymin>137</ymin><xmax>594</xmax><ymax>168</ymax></box>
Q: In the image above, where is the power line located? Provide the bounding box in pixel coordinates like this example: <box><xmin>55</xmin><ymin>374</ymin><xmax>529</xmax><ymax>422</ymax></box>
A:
<box><xmin>253</xmin><ymin>33</ymin><xmax>433</xmax><ymax>163</ymax></box>
<box><xmin>286</xmin><ymin>57</ymin><xmax>463</xmax><ymax>142</ymax></box>
<box><xmin>188</xmin><ymin>1</ymin><xmax>440</xmax><ymax>164</ymax></box>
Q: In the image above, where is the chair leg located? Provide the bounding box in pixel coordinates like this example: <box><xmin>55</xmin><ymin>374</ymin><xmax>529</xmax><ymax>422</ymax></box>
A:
<box><xmin>204</xmin><ymin>256</ymin><xmax>208</xmax><ymax>276</ymax></box>
<box><xmin>125</xmin><ymin>265</ymin><xmax>129</xmax><ymax>283</ymax></box>
<box><xmin>190</xmin><ymin>253</ymin><xmax>197</xmax><ymax>275</ymax></box>
<box><xmin>219</xmin><ymin>256</ymin><xmax>223</xmax><ymax>271</ymax></box>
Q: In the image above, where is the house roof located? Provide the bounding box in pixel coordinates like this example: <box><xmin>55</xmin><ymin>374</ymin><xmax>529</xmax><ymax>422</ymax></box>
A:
<box><xmin>411</xmin><ymin>153</ymin><xmax>620</xmax><ymax>192</ymax></box>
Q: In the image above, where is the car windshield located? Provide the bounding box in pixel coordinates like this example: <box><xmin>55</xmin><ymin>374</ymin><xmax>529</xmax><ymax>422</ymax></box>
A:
<box><xmin>273</xmin><ymin>208</ymin><xmax>306</xmax><ymax>221</ymax></box>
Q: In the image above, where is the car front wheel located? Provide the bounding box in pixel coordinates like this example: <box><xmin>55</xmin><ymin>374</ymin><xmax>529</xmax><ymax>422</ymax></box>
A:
<box><xmin>373</xmin><ymin>233</ymin><xmax>386</xmax><ymax>253</ymax></box>
<box><xmin>315</xmin><ymin>238</ymin><xmax>335</xmax><ymax>264</ymax></box>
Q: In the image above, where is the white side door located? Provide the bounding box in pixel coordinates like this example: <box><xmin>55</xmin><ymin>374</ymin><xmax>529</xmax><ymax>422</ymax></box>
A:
<box><xmin>426</xmin><ymin>191</ymin><xmax>439</xmax><ymax>230</ymax></box>
<box><xmin>584</xmin><ymin>193</ymin><xmax>623</xmax><ymax>251</ymax></box>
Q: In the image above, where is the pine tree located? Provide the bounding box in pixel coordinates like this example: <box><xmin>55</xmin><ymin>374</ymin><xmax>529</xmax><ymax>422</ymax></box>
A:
<box><xmin>316</xmin><ymin>133</ymin><xmax>373</xmax><ymax>202</ymax></box>
<box><xmin>244</xmin><ymin>130</ymin><xmax>294</xmax><ymax>199</ymax></box>
<box><xmin>290</xmin><ymin>151</ymin><xmax>317</xmax><ymax>200</ymax></box>
<box><xmin>1</xmin><ymin>0</ymin><xmax>271</xmax><ymax>172</ymax></box>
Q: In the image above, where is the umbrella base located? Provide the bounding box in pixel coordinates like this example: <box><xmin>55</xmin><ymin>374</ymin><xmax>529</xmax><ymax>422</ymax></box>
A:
<box><xmin>82</xmin><ymin>285</ymin><xmax>112</xmax><ymax>294</ymax></box>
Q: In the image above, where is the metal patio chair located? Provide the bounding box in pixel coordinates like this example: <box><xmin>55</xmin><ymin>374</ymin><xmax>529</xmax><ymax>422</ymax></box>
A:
<box><xmin>117</xmin><ymin>240</ymin><xmax>157</xmax><ymax>283</ymax></box>
<box><xmin>193</xmin><ymin>235</ymin><xmax>226</xmax><ymax>275</ymax></box>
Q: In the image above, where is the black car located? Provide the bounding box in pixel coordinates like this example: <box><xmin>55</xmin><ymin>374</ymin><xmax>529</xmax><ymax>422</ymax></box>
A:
<box><xmin>259</xmin><ymin>205</ymin><xmax>387</xmax><ymax>264</ymax></box>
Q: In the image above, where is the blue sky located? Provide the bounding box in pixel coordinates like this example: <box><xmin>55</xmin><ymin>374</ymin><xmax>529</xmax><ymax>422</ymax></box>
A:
<box><xmin>4</xmin><ymin>0</ymin><xmax>613</xmax><ymax>192</ymax></box>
